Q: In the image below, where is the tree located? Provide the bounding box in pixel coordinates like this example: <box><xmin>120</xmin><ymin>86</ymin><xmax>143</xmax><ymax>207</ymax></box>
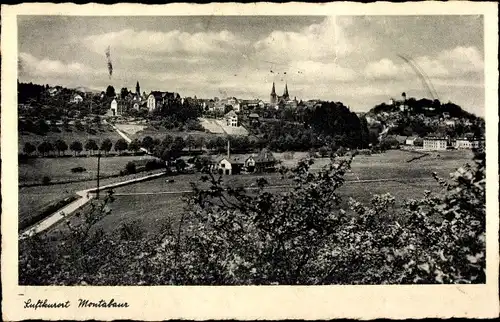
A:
<box><xmin>100</xmin><ymin>138</ymin><xmax>113</xmax><ymax>155</ymax></box>
<box><xmin>23</xmin><ymin>142</ymin><xmax>36</xmax><ymax>156</ymax></box>
<box><xmin>318</xmin><ymin>146</ymin><xmax>329</xmax><ymax>157</ymax></box>
<box><xmin>120</xmin><ymin>87</ymin><xmax>129</xmax><ymax>100</ymax></box>
<box><xmin>74</xmin><ymin>120</ymin><xmax>84</xmax><ymax>132</ymax></box>
<box><xmin>195</xmin><ymin>136</ymin><xmax>205</xmax><ymax>150</ymax></box>
<box><xmin>174</xmin><ymin>158</ymin><xmax>187</xmax><ymax>173</ymax></box>
<box><xmin>128</xmin><ymin>139</ymin><xmax>141</xmax><ymax>154</ymax></box>
<box><xmin>106</xmin><ymin>85</ymin><xmax>116</xmax><ymax>98</ymax></box>
<box><xmin>35</xmin><ymin>119</ymin><xmax>49</xmax><ymax>135</ymax></box>
<box><xmin>54</xmin><ymin>139</ymin><xmax>68</xmax><ymax>156</ymax></box>
<box><xmin>185</xmin><ymin>135</ymin><xmax>195</xmax><ymax>152</ymax></box>
<box><xmin>172</xmin><ymin>136</ymin><xmax>185</xmax><ymax>152</ymax></box>
<box><xmin>37</xmin><ymin>141</ymin><xmax>53</xmax><ymax>156</ymax></box>
<box><xmin>141</xmin><ymin>136</ymin><xmax>154</xmax><ymax>151</ymax></box>
<box><xmin>85</xmin><ymin>139</ymin><xmax>99</xmax><ymax>155</ymax></box>
<box><xmin>114</xmin><ymin>139</ymin><xmax>129</xmax><ymax>154</ymax></box>
<box><xmin>125</xmin><ymin>161</ymin><xmax>137</xmax><ymax>174</ymax></box>
<box><xmin>70</xmin><ymin>141</ymin><xmax>83</xmax><ymax>156</ymax></box>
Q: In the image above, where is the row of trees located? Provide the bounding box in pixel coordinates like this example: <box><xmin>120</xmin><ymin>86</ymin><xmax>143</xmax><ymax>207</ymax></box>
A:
<box><xmin>22</xmin><ymin>138</ymin><xmax>140</xmax><ymax>157</ymax></box>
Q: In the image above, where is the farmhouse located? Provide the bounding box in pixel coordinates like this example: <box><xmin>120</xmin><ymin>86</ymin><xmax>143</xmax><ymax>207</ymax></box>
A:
<box><xmin>214</xmin><ymin>149</ymin><xmax>277</xmax><ymax>175</ymax></box>
<box><xmin>225</xmin><ymin>110</ymin><xmax>239</xmax><ymax>127</ymax></box>
<box><xmin>405</xmin><ymin>136</ymin><xmax>418</xmax><ymax>146</ymax></box>
<box><xmin>423</xmin><ymin>135</ymin><xmax>448</xmax><ymax>150</ymax></box>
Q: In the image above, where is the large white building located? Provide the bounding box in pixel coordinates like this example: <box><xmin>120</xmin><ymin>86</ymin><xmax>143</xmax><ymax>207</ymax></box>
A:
<box><xmin>423</xmin><ymin>136</ymin><xmax>448</xmax><ymax>150</ymax></box>
<box><xmin>455</xmin><ymin>137</ymin><xmax>485</xmax><ymax>149</ymax></box>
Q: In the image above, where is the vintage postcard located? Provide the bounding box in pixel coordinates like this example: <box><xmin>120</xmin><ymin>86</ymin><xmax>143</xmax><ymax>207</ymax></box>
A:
<box><xmin>1</xmin><ymin>2</ymin><xmax>499</xmax><ymax>320</ymax></box>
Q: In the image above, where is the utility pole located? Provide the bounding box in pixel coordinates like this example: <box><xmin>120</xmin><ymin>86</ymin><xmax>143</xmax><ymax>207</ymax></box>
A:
<box><xmin>96</xmin><ymin>152</ymin><xmax>101</xmax><ymax>199</ymax></box>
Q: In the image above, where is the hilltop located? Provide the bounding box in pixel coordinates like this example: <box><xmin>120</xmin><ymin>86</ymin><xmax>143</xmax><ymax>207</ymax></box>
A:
<box><xmin>364</xmin><ymin>96</ymin><xmax>484</xmax><ymax>140</ymax></box>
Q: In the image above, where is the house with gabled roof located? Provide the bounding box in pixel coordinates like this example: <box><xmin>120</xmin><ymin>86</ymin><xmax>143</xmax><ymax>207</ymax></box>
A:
<box><xmin>225</xmin><ymin>110</ymin><xmax>239</xmax><ymax>127</ymax></box>
<box><xmin>147</xmin><ymin>91</ymin><xmax>181</xmax><ymax>112</ymax></box>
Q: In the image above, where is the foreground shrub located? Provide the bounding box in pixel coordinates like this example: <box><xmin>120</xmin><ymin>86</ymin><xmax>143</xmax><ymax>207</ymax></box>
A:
<box><xmin>41</xmin><ymin>176</ymin><xmax>51</xmax><ymax>185</ymax></box>
<box><xmin>124</xmin><ymin>162</ymin><xmax>137</xmax><ymax>175</ymax></box>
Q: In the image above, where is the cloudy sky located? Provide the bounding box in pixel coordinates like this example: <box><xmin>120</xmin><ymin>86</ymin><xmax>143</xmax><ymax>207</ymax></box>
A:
<box><xmin>18</xmin><ymin>15</ymin><xmax>484</xmax><ymax>115</ymax></box>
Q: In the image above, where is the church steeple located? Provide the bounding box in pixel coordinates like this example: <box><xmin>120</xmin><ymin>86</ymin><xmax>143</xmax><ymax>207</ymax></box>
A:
<box><xmin>136</xmin><ymin>81</ymin><xmax>140</xmax><ymax>95</ymax></box>
<box><xmin>283</xmin><ymin>83</ymin><xmax>289</xmax><ymax>100</ymax></box>
<box><xmin>270</xmin><ymin>82</ymin><xmax>277</xmax><ymax>104</ymax></box>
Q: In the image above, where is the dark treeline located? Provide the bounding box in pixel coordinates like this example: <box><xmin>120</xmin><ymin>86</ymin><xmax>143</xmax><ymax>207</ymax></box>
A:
<box><xmin>254</xmin><ymin>102</ymin><xmax>370</xmax><ymax>151</ymax></box>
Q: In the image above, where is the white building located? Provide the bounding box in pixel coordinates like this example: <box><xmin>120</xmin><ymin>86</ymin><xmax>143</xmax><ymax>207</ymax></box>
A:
<box><xmin>107</xmin><ymin>98</ymin><xmax>119</xmax><ymax>116</ymax></box>
<box><xmin>455</xmin><ymin>137</ymin><xmax>485</xmax><ymax>149</ymax></box>
<box><xmin>225</xmin><ymin>110</ymin><xmax>238</xmax><ymax>127</ymax></box>
<box><xmin>405</xmin><ymin>136</ymin><xmax>418</xmax><ymax>146</ymax></box>
<box><xmin>227</xmin><ymin>97</ymin><xmax>241</xmax><ymax>113</ymax></box>
<box><xmin>423</xmin><ymin>136</ymin><xmax>448</xmax><ymax>150</ymax></box>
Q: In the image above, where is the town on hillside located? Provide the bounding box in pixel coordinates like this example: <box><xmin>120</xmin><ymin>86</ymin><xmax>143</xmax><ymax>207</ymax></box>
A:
<box><xmin>14</xmin><ymin>12</ymin><xmax>490</xmax><ymax>292</ymax></box>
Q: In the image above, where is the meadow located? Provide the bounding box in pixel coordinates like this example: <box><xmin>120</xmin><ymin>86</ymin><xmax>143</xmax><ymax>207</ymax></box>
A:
<box><xmin>19</xmin><ymin>154</ymin><xmax>157</xmax><ymax>185</ymax></box>
<box><xmin>44</xmin><ymin>149</ymin><xmax>474</xmax><ymax>238</ymax></box>
<box><xmin>115</xmin><ymin>122</ymin><xmax>226</xmax><ymax>142</ymax></box>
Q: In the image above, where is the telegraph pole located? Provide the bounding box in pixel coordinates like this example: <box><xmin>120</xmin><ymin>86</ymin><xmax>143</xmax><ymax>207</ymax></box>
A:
<box><xmin>96</xmin><ymin>152</ymin><xmax>101</xmax><ymax>199</ymax></box>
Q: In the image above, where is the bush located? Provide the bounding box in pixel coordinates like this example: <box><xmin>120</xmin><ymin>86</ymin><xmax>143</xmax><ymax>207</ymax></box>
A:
<box><xmin>71</xmin><ymin>167</ymin><xmax>86</xmax><ymax>173</ymax></box>
<box><xmin>318</xmin><ymin>146</ymin><xmax>329</xmax><ymax>157</ymax></box>
<box><xmin>145</xmin><ymin>159</ymin><xmax>165</xmax><ymax>171</ymax></box>
<box><xmin>125</xmin><ymin>161</ymin><xmax>137</xmax><ymax>174</ymax></box>
<box><xmin>41</xmin><ymin>176</ymin><xmax>51</xmax><ymax>185</ymax></box>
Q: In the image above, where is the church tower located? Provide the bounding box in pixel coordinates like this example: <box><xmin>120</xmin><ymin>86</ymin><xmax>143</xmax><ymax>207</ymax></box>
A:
<box><xmin>283</xmin><ymin>83</ymin><xmax>289</xmax><ymax>100</ymax></box>
<box><xmin>136</xmin><ymin>81</ymin><xmax>141</xmax><ymax>97</ymax></box>
<box><xmin>270</xmin><ymin>82</ymin><xmax>277</xmax><ymax>104</ymax></box>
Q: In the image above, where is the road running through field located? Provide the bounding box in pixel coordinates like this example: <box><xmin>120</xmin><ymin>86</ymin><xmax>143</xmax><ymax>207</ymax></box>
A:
<box><xmin>112</xmin><ymin>177</ymin><xmax>436</xmax><ymax>196</ymax></box>
<box><xmin>19</xmin><ymin>123</ymin><xmax>158</xmax><ymax>240</ymax></box>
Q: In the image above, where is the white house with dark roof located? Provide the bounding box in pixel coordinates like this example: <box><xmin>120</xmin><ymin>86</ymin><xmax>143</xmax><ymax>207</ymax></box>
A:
<box><xmin>225</xmin><ymin>110</ymin><xmax>239</xmax><ymax>127</ymax></box>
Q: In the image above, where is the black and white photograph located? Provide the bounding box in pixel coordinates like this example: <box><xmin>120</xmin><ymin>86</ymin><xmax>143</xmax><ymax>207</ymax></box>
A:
<box><xmin>2</xmin><ymin>2</ymin><xmax>499</xmax><ymax>320</ymax></box>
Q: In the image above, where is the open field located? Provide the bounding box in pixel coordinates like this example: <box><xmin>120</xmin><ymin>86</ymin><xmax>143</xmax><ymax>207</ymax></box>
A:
<box><xmin>43</xmin><ymin>149</ymin><xmax>475</xmax><ymax>238</ymax></box>
<box><xmin>19</xmin><ymin>130</ymin><xmax>121</xmax><ymax>153</ymax></box>
<box><xmin>19</xmin><ymin>155</ymin><xmax>157</xmax><ymax>184</ymax></box>
<box><xmin>18</xmin><ymin>169</ymin><xmax>166</xmax><ymax>224</ymax></box>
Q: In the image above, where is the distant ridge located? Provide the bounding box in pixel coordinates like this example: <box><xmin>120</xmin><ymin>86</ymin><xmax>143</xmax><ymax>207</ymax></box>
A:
<box><xmin>73</xmin><ymin>86</ymin><xmax>101</xmax><ymax>93</ymax></box>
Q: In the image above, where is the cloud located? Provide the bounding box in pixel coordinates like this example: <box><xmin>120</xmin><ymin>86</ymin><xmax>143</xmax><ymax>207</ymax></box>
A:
<box><xmin>18</xmin><ymin>52</ymin><xmax>102</xmax><ymax>77</ymax></box>
<box><xmin>364</xmin><ymin>58</ymin><xmax>403</xmax><ymax>79</ymax></box>
<box><xmin>363</xmin><ymin>46</ymin><xmax>484</xmax><ymax>80</ymax></box>
<box><xmin>253</xmin><ymin>16</ymin><xmax>356</xmax><ymax>64</ymax></box>
<box><xmin>437</xmin><ymin>46</ymin><xmax>484</xmax><ymax>72</ymax></box>
<box><xmin>83</xmin><ymin>29</ymin><xmax>250</xmax><ymax>56</ymax></box>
